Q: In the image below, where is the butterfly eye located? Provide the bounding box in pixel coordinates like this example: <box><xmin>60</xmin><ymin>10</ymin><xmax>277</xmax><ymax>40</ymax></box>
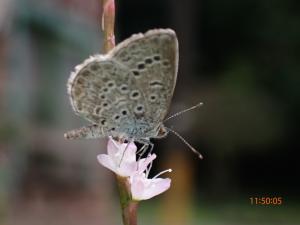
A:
<box><xmin>157</xmin><ymin>126</ymin><xmax>168</xmax><ymax>138</ymax></box>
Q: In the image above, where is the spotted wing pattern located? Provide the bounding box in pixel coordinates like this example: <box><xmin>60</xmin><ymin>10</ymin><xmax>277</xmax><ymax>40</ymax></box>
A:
<box><xmin>67</xmin><ymin>29</ymin><xmax>178</xmax><ymax>140</ymax></box>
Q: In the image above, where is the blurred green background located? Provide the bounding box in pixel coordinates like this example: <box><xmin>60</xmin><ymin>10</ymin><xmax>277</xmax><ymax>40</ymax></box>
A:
<box><xmin>0</xmin><ymin>0</ymin><xmax>299</xmax><ymax>224</ymax></box>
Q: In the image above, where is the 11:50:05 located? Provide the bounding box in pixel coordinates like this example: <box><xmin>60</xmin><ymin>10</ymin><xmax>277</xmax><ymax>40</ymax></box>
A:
<box><xmin>250</xmin><ymin>197</ymin><xmax>283</xmax><ymax>205</ymax></box>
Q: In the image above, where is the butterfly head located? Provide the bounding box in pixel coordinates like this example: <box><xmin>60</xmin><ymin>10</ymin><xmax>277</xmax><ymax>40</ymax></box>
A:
<box><xmin>156</xmin><ymin>124</ymin><xmax>169</xmax><ymax>139</ymax></box>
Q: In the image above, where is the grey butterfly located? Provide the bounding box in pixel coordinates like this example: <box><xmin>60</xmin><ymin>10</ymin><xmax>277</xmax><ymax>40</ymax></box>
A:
<box><xmin>64</xmin><ymin>29</ymin><xmax>178</xmax><ymax>146</ymax></box>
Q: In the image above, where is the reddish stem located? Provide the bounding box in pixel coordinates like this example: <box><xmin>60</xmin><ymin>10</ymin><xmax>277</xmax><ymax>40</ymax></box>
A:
<box><xmin>101</xmin><ymin>1</ymin><xmax>138</xmax><ymax>224</ymax></box>
<box><xmin>116</xmin><ymin>176</ymin><xmax>139</xmax><ymax>225</ymax></box>
<box><xmin>123</xmin><ymin>201</ymin><xmax>139</xmax><ymax>225</ymax></box>
<box><xmin>102</xmin><ymin>0</ymin><xmax>115</xmax><ymax>52</ymax></box>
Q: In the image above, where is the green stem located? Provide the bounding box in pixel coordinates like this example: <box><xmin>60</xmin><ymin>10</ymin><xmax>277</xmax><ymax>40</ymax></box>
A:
<box><xmin>116</xmin><ymin>176</ymin><xmax>139</xmax><ymax>225</ymax></box>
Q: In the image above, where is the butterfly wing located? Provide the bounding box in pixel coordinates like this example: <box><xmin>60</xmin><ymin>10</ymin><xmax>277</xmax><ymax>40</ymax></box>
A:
<box><xmin>111</xmin><ymin>29</ymin><xmax>178</xmax><ymax>125</ymax></box>
<box><xmin>67</xmin><ymin>29</ymin><xmax>178</xmax><ymax>139</ymax></box>
<box><xmin>68</xmin><ymin>56</ymin><xmax>144</xmax><ymax>136</ymax></box>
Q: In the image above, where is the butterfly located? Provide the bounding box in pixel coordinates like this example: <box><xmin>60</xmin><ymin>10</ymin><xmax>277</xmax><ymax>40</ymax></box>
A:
<box><xmin>64</xmin><ymin>29</ymin><xmax>178</xmax><ymax>147</ymax></box>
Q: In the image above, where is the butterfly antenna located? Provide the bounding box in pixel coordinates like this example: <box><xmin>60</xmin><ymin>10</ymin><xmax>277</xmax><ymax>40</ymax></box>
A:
<box><xmin>164</xmin><ymin>102</ymin><xmax>203</xmax><ymax>122</ymax></box>
<box><xmin>166</xmin><ymin>127</ymin><xmax>203</xmax><ymax>159</ymax></box>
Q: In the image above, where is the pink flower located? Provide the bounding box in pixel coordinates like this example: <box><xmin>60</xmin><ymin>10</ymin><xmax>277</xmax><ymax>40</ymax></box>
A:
<box><xmin>137</xmin><ymin>153</ymin><xmax>157</xmax><ymax>173</ymax></box>
<box><xmin>130</xmin><ymin>154</ymin><xmax>172</xmax><ymax>201</ymax></box>
<box><xmin>130</xmin><ymin>170</ymin><xmax>172</xmax><ymax>201</ymax></box>
<box><xmin>97</xmin><ymin>137</ymin><xmax>137</xmax><ymax>177</ymax></box>
<box><xmin>98</xmin><ymin>137</ymin><xmax>172</xmax><ymax>200</ymax></box>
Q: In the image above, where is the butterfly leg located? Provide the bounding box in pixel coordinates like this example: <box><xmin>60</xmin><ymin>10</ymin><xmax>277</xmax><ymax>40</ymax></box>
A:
<box><xmin>118</xmin><ymin>141</ymin><xmax>132</xmax><ymax>167</ymax></box>
<box><xmin>136</xmin><ymin>144</ymin><xmax>148</xmax><ymax>156</ymax></box>
<box><xmin>148</xmin><ymin>142</ymin><xmax>154</xmax><ymax>155</ymax></box>
<box><xmin>136</xmin><ymin>141</ymin><xmax>154</xmax><ymax>176</ymax></box>
<box><xmin>137</xmin><ymin>139</ymin><xmax>154</xmax><ymax>159</ymax></box>
<box><xmin>64</xmin><ymin>124</ymin><xmax>105</xmax><ymax>139</ymax></box>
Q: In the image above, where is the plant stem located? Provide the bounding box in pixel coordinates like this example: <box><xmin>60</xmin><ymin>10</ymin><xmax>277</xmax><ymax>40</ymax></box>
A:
<box><xmin>116</xmin><ymin>176</ymin><xmax>139</xmax><ymax>225</ymax></box>
<box><xmin>101</xmin><ymin>1</ymin><xmax>139</xmax><ymax>224</ymax></box>
<box><xmin>101</xmin><ymin>0</ymin><xmax>116</xmax><ymax>53</ymax></box>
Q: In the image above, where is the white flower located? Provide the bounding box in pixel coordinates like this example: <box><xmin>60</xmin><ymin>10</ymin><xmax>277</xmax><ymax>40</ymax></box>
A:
<box><xmin>97</xmin><ymin>137</ymin><xmax>137</xmax><ymax>177</ymax></box>
<box><xmin>130</xmin><ymin>154</ymin><xmax>172</xmax><ymax>201</ymax></box>
<box><xmin>98</xmin><ymin>137</ymin><xmax>172</xmax><ymax>200</ymax></box>
<box><xmin>130</xmin><ymin>170</ymin><xmax>172</xmax><ymax>201</ymax></box>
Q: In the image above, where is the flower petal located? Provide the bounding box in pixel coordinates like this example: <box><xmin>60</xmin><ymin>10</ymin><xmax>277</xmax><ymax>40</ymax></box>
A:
<box><xmin>107</xmin><ymin>138</ymin><xmax>137</xmax><ymax>165</ymax></box>
<box><xmin>98</xmin><ymin>138</ymin><xmax>139</xmax><ymax>177</ymax></box>
<box><xmin>137</xmin><ymin>154</ymin><xmax>156</xmax><ymax>173</ymax></box>
<box><xmin>130</xmin><ymin>175</ymin><xmax>146</xmax><ymax>200</ymax></box>
<box><xmin>142</xmin><ymin>178</ymin><xmax>171</xmax><ymax>200</ymax></box>
<box><xmin>118</xmin><ymin>161</ymin><xmax>138</xmax><ymax>177</ymax></box>
<box><xmin>123</xmin><ymin>142</ymin><xmax>137</xmax><ymax>162</ymax></box>
<box><xmin>107</xmin><ymin>137</ymin><xmax>121</xmax><ymax>156</ymax></box>
<box><xmin>130</xmin><ymin>173</ymin><xmax>171</xmax><ymax>201</ymax></box>
<box><xmin>97</xmin><ymin>154</ymin><xmax>118</xmax><ymax>174</ymax></box>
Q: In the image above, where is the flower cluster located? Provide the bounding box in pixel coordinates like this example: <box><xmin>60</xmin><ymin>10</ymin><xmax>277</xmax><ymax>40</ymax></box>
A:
<box><xmin>97</xmin><ymin>137</ymin><xmax>171</xmax><ymax>201</ymax></box>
